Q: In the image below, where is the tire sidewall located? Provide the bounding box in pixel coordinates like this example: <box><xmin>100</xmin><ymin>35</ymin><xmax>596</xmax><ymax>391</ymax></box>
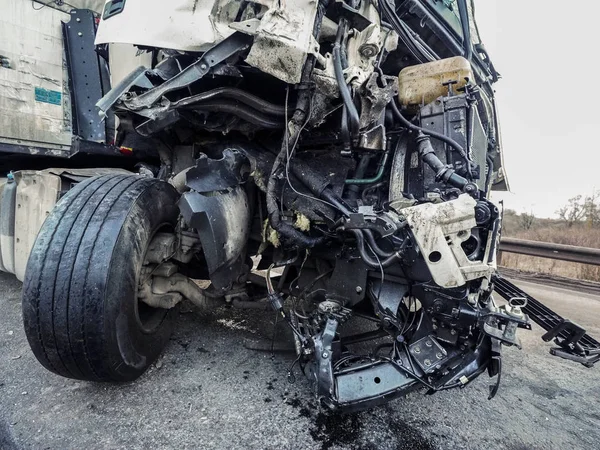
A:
<box><xmin>94</xmin><ymin>180</ymin><xmax>179</xmax><ymax>381</ymax></box>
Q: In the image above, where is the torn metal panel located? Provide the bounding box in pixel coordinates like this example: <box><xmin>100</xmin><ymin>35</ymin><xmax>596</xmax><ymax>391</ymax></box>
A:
<box><xmin>95</xmin><ymin>0</ymin><xmax>245</xmax><ymax>52</ymax></box>
<box><xmin>244</xmin><ymin>1</ymin><xmax>319</xmax><ymax>84</ymax></box>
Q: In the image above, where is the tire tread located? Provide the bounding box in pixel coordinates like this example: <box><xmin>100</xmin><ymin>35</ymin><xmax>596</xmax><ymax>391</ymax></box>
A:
<box><xmin>22</xmin><ymin>175</ymin><xmax>171</xmax><ymax>381</ymax></box>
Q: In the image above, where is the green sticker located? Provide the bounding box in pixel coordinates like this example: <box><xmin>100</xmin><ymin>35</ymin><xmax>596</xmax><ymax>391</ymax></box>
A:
<box><xmin>34</xmin><ymin>87</ymin><xmax>62</xmax><ymax>105</ymax></box>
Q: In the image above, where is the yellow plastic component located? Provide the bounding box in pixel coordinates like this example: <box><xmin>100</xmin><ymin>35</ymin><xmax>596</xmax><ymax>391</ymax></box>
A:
<box><xmin>398</xmin><ymin>56</ymin><xmax>473</xmax><ymax>109</ymax></box>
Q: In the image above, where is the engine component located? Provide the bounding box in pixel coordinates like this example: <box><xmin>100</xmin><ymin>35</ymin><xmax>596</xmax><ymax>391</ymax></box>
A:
<box><xmin>92</xmin><ymin>0</ymin><xmax>522</xmax><ymax>409</ymax></box>
<box><xmin>398</xmin><ymin>56</ymin><xmax>473</xmax><ymax>110</ymax></box>
<box><xmin>402</xmin><ymin>194</ymin><xmax>495</xmax><ymax>288</ymax></box>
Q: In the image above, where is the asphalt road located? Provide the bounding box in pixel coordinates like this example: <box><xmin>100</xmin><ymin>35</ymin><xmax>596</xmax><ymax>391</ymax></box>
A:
<box><xmin>1</xmin><ymin>272</ymin><xmax>599</xmax><ymax>450</ymax></box>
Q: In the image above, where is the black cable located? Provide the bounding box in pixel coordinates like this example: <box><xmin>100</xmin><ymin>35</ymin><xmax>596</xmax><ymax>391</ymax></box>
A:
<box><xmin>297</xmin><ymin>269</ymin><xmax>334</xmax><ymax>300</ymax></box>
<box><xmin>377</xmin><ymin>0</ymin><xmax>438</xmax><ymax>63</ymax></box>
<box><xmin>364</xmin><ymin>229</ymin><xmax>395</xmax><ymax>258</ymax></box>
<box><xmin>457</xmin><ymin>0</ymin><xmax>473</xmax><ymax>61</ymax></box>
<box><xmin>351</xmin><ymin>230</ymin><xmax>400</xmax><ymax>268</ymax></box>
<box><xmin>333</xmin><ymin>18</ymin><xmax>360</xmax><ymax>136</ymax></box>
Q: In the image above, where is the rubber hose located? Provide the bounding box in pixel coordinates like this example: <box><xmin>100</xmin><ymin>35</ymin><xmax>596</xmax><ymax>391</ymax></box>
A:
<box><xmin>351</xmin><ymin>230</ymin><xmax>400</xmax><ymax>268</ymax></box>
<box><xmin>333</xmin><ymin>19</ymin><xmax>360</xmax><ymax>136</ymax></box>
<box><xmin>364</xmin><ymin>229</ymin><xmax>396</xmax><ymax>258</ymax></box>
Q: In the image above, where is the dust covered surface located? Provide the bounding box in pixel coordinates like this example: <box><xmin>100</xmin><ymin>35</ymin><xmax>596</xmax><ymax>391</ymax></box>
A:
<box><xmin>1</xmin><ymin>272</ymin><xmax>599</xmax><ymax>449</ymax></box>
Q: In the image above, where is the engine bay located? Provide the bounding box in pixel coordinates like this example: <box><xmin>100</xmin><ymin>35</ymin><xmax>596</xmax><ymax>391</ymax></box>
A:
<box><xmin>94</xmin><ymin>0</ymin><xmax>526</xmax><ymax>410</ymax></box>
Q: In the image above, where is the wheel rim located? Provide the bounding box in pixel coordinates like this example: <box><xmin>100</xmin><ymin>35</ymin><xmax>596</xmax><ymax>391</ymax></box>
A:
<box><xmin>135</xmin><ymin>224</ymin><xmax>173</xmax><ymax>334</ymax></box>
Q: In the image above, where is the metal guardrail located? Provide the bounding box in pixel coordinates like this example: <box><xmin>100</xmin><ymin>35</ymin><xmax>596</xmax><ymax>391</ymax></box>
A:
<box><xmin>499</xmin><ymin>237</ymin><xmax>600</xmax><ymax>266</ymax></box>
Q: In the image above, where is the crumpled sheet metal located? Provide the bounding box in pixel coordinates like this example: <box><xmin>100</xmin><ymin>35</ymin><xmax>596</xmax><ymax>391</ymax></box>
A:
<box><xmin>95</xmin><ymin>0</ymin><xmax>242</xmax><ymax>51</ymax></box>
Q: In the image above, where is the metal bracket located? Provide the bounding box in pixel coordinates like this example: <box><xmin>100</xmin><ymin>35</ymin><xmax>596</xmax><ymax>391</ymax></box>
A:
<box><xmin>124</xmin><ymin>32</ymin><xmax>253</xmax><ymax>111</ymax></box>
<box><xmin>312</xmin><ymin>318</ymin><xmax>339</xmax><ymax>400</ymax></box>
<box><xmin>62</xmin><ymin>9</ymin><xmax>109</xmax><ymax>142</ymax></box>
<box><xmin>408</xmin><ymin>335</ymin><xmax>450</xmax><ymax>374</ymax></box>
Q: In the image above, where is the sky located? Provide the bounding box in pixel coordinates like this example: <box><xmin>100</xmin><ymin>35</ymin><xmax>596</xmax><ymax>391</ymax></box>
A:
<box><xmin>472</xmin><ymin>1</ymin><xmax>600</xmax><ymax>218</ymax></box>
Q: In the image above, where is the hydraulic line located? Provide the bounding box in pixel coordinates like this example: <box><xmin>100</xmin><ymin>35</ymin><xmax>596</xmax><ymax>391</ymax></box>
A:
<box><xmin>189</xmin><ymin>102</ymin><xmax>284</xmax><ymax>128</ymax></box>
<box><xmin>345</xmin><ymin>138</ymin><xmax>393</xmax><ymax>185</ymax></box>
<box><xmin>346</xmin><ymin>154</ymin><xmax>372</xmax><ymax>198</ymax></box>
<box><xmin>333</xmin><ymin>18</ymin><xmax>360</xmax><ymax>136</ymax></box>
<box><xmin>345</xmin><ymin>151</ymin><xmax>389</xmax><ymax>184</ymax></box>
<box><xmin>172</xmin><ymin>87</ymin><xmax>291</xmax><ymax>116</ymax></box>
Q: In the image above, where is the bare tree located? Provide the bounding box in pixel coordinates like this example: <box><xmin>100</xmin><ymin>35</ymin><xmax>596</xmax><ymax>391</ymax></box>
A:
<box><xmin>519</xmin><ymin>209</ymin><xmax>535</xmax><ymax>230</ymax></box>
<box><xmin>556</xmin><ymin>195</ymin><xmax>586</xmax><ymax>227</ymax></box>
<box><xmin>583</xmin><ymin>191</ymin><xmax>600</xmax><ymax>227</ymax></box>
<box><xmin>556</xmin><ymin>192</ymin><xmax>600</xmax><ymax>227</ymax></box>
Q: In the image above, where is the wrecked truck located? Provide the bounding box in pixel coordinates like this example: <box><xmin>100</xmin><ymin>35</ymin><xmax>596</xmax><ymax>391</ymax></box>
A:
<box><xmin>3</xmin><ymin>0</ymin><xmax>594</xmax><ymax>411</ymax></box>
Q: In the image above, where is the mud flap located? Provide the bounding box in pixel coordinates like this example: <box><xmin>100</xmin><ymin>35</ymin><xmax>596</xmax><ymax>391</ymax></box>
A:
<box><xmin>179</xmin><ymin>187</ymin><xmax>250</xmax><ymax>291</ymax></box>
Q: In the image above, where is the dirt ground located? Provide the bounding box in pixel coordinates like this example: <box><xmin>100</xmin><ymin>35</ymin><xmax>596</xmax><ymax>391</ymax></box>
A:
<box><xmin>1</xmin><ymin>272</ymin><xmax>599</xmax><ymax>450</ymax></box>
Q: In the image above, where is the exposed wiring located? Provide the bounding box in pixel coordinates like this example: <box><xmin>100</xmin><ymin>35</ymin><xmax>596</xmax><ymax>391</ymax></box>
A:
<box><xmin>365</xmin><ymin>241</ymin><xmax>385</xmax><ymax>301</ymax></box>
<box><xmin>288</xmin><ymin>250</ymin><xmax>309</xmax><ymax>295</ymax></box>
<box><xmin>283</xmin><ymin>87</ymin><xmax>342</xmax><ymax>212</ymax></box>
<box><xmin>266</xmin><ymin>264</ymin><xmax>275</xmax><ymax>294</ymax></box>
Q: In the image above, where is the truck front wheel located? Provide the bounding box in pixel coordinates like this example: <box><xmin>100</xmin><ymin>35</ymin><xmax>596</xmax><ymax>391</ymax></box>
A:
<box><xmin>22</xmin><ymin>174</ymin><xmax>179</xmax><ymax>381</ymax></box>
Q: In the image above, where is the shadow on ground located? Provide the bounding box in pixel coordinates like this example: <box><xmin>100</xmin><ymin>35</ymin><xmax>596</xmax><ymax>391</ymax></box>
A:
<box><xmin>1</xmin><ymin>272</ymin><xmax>599</xmax><ymax>449</ymax></box>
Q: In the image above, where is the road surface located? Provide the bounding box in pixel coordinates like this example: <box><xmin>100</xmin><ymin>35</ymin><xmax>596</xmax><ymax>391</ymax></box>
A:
<box><xmin>1</xmin><ymin>273</ymin><xmax>599</xmax><ymax>449</ymax></box>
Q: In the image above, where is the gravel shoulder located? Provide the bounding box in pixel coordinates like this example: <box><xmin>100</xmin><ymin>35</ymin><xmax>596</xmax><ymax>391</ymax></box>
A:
<box><xmin>1</xmin><ymin>272</ymin><xmax>599</xmax><ymax>450</ymax></box>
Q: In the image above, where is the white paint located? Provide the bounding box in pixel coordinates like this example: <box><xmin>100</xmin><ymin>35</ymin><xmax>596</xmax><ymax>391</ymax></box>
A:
<box><xmin>403</xmin><ymin>194</ymin><xmax>494</xmax><ymax>288</ymax></box>
<box><xmin>95</xmin><ymin>0</ymin><xmax>243</xmax><ymax>52</ymax></box>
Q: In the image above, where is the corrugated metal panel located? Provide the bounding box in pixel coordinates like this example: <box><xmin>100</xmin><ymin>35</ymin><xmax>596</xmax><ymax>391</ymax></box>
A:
<box><xmin>0</xmin><ymin>0</ymin><xmax>72</xmax><ymax>149</ymax></box>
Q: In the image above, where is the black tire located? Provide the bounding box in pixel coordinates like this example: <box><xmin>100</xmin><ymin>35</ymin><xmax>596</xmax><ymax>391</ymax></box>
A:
<box><xmin>22</xmin><ymin>174</ymin><xmax>180</xmax><ymax>381</ymax></box>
